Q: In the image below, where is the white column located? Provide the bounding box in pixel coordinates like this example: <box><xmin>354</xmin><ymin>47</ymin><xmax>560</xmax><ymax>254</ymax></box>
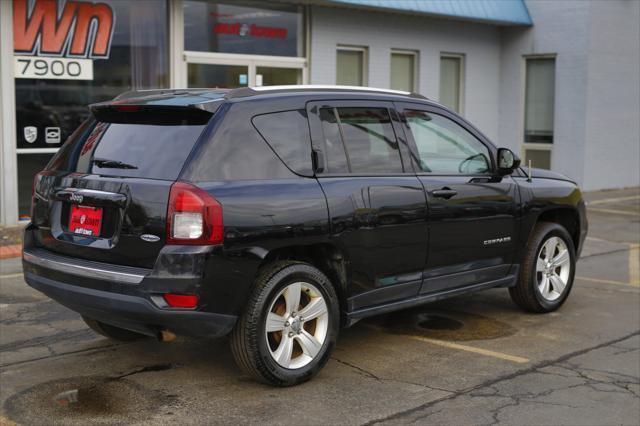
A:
<box><xmin>0</xmin><ymin>0</ymin><xmax>19</xmax><ymax>226</ymax></box>
<box><xmin>169</xmin><ymin>0</ymin><xmax>185</xmax><ymax>88</ymax></box>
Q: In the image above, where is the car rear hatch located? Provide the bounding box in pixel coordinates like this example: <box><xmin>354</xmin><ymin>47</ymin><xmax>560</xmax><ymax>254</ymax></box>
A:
<box><xmin>30</xmin><ymin>91</ymin><xmax>225</xmax><ymax>269</ymax></box>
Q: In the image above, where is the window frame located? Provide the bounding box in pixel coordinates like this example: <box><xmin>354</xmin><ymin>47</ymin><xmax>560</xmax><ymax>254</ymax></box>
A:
<box><xmin>396</xmin><ymin>102</ymin><xmax>498</xmax><ymax>177</ymax></box>
<box><xmin>306</xmin><ymin>99</ymin><xmax>413</xmax><ymax>177</ymax></box>
<box><xmin>390</xmin><ymin>49</ymin><xmax>419</xmax><ymax>93</ymax></box>
<box><xmin>521</xmin><ymin>54</ymin><xmax>556</xmax><ymax>170</ymax></box>
<box><xmin>336</xmin><ymin>45</ymin><xmax>368</xmax><ymax>86</ymax></box>
<box><xmin>439</xmin><ymin>53</ymin><xmax>465</xmax><ymax>114</ymax></box>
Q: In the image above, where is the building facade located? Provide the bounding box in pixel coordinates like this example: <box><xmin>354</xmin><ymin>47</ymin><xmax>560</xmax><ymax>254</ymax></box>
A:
<box><xmin>1</xmin><ymin>0</ymin><xmax>638</xmax><ymax>226</ymax></box>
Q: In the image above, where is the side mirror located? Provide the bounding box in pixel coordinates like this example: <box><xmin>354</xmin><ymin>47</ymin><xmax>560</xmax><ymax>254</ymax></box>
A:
<box><xmin>496</xmin><ymin>148</ymin><xmax>521</xmax><ymax>176</ymax></box>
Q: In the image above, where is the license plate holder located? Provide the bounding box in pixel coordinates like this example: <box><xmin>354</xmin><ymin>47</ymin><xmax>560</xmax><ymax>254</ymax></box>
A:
<box><xmin>69</xmin><ymin>205</ymin><xmax>103</xmax><ymax>236</ymax></box>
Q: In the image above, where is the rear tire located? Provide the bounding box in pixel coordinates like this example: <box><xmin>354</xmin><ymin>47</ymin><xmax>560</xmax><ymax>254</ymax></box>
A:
<box><xmin>509</xmin><ymin>222</ymin><xmax>576</xmax><ymax>313</ymax></box>
<box><xmin>230</xmin><ymin>261</ymin><xmax>340</xmax><ymax>387</ymax></box>
<box><xmin>82</xmin><ymin>316</ymin><xmax>148</xmax><ymax>341</ymax></box>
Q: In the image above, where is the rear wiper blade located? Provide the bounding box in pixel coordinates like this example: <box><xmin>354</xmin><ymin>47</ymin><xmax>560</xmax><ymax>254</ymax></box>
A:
<box><xmin>92</xmin><ymin>158</ymin><xmax>138</xmax><ymax>169</ymax></box>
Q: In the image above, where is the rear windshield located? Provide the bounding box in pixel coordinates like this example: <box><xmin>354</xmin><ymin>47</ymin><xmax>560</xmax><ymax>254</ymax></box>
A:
<box><xmin>47</xmin><ymin>120</ymin><xmax>206</xmax><ymax>180</ymax></box>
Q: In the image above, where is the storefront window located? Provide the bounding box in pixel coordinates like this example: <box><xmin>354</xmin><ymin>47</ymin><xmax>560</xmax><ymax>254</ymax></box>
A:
<box><xmin>184</xmin><ymin>0</ymin><xmax>303</xmax><ymax>57</ymax></box>
<box><xmin>13</xmin><ymin>0</ymin><xmax>169</xmax><ymax>217</ymax></box>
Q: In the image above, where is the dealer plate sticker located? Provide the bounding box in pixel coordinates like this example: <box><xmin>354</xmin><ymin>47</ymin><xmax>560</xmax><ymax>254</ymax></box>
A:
<box><xmin>69</xmin><ymin>205</ymin><xmax>103</xmax><ymax>236</ymax></box>
<box><xmin>14</xmin><ymin>56</ymin><xmax>93</xmax><ymax>80</ymax></box>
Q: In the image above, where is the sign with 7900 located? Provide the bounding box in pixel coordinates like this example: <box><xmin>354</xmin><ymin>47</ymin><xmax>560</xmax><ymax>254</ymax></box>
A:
<box><xmin>14</xmin><ymin>56</ymin><xmax>93</xmax><ymax>80</ymax></box>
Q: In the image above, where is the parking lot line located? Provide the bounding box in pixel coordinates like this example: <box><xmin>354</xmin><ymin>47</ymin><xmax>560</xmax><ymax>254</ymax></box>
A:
<box><xmin>576</xmin><ymin>276</ymin><xmax>639</xmax><ymax>287</ymax></box>
<box><xmin>588</xmin><ymin>207</ymin><xmax>640</xmax><ymax>216</ymax></box>
<box><xmin>629</xmin><ymin>246</ymin><xmax>640</xmax><ymax>285</ymax></box>
<box><xmin>363</xmin><ymin>324</ymin><xmax>530</xmax><ymax>364</ymax></box>
<box><xmin>0</xmin><ymin>273</ymin><xmax>23</xmax><ymax>280</ymax></box>
<box><xmin>407</xmin><ymin>335</ymin><xmax>530</xmax><ymax>363</ymax></box>
<box><xmin>587</xmin><ymin>195</ymin><xmax>640</xmax><ymax>205</ymax></box>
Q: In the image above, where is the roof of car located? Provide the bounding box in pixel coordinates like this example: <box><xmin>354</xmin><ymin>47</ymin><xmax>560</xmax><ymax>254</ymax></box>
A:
<box><xmin>109</xmin><ymin>85</ymin><xmax>427</xmax><ymax>109</ymax></box>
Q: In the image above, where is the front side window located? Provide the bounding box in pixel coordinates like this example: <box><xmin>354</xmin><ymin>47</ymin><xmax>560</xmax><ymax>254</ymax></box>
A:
<box><xmin>318</xmin><ymin>107</ymin><xmax>403</xmax><ymax>174</ymax></box>
<box><xmin>405</xmin><ymin>110</ymin><xmax>491</xmax><ymax>175</ymax></box>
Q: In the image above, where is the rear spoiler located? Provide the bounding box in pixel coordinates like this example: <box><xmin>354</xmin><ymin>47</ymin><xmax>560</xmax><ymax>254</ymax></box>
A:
<box><xmin>89</xmin><ymin>94</ymin><xmax>224</xmax><ymax>125</ymax></box>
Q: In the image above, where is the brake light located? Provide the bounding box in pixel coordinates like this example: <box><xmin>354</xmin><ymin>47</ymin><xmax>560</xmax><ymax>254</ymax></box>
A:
<box><xmin>30</xmin><ymin>172</ymin><xmax>44</xmax><ymax>218</ymax></box>
<box><xmin>114</xmin><ymin>105</ymin><xmax>141</xmax><ymax>112</ymax></box>
<box><xmin>163</xmin><ymin>293</ymin><xmax>199</xmax><ymax>309</ymax></box>
<box><xmin>166</xmin><ymin>181</ymin><xmax>223</xmax><ymax>245</ymax></box>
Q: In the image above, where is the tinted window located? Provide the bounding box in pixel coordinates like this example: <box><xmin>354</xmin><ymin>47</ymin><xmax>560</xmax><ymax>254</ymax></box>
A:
<box><xmin>47</xmin><ymin>122</ymin><xmax>205</xmax><ymax>180</ymax></box>
<box><xmin>318</xmin><ymin>107</ymin><xmax>403</xmax><ymax>174</ymax></box>
<box><xmin>185</xmin><ymin>115</ymin><xmax>294</xmax><ymax>182</ymax></box>
<box><xmin>319</xmin><ymin>108</ymin><xmax>349</xmax><ymax>174</ymax></box>
<box><xmin>405</xmin><ymin>110</ymin><xmax>491</xmax><ymax>174</ymax></box>
<box><xmin>252</xmin><ymin>110</ymin><xmax>312</xmax><ymax>176</ymax></box>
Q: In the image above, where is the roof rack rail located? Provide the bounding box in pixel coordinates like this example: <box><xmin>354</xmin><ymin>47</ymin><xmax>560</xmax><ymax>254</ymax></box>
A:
<box><xmin>226</xmin><ymin>85</ymin><xmax>428</xmax><ymax>100</ymax></box>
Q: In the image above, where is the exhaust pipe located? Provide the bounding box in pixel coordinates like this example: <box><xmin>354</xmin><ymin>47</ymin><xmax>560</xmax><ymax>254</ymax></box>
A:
<box><xmin>157</xmin><ymin>329</ymin><xmax>177</xmax><ymax>342</ymax></box>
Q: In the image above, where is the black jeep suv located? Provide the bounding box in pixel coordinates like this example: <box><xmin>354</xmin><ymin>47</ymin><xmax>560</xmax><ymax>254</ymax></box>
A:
<box><xmin>23</xmin><ymin>86</ymin><xmax>587</xmax><ymax>386</ymax></box>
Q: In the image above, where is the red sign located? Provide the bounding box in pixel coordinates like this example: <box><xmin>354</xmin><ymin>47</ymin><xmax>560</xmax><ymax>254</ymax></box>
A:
<box><xmin>213</xmin><ymin>22</ymin><xmax>288</xmax><ymax>39</ymax></box>
<box><xmin>13</xmin><ymin>0</ymin><xmax>115</xmax><ymax>59</ymax></box>
<box><xmin>69</xmin><ymin>205</ymin><xmax>102</xmax><ymax>236</ymax></box>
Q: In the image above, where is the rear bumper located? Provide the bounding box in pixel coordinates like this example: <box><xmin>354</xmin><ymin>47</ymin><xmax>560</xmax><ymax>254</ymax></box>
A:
<box><xmin>22</xmin><ymin>246</ymin><xmax>237</xmax><ymax>338</ymax></box>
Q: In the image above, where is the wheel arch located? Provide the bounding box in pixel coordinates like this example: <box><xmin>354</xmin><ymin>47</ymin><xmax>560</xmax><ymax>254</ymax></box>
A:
<box><xmin>257</xmin><ymin>243</ymin><xmax>350</xmax><ymax>325</ymax></box>
<box><xmin>535</xmin><ymin>207</ymin><xmax>582</xmax><ymax>251</ymax></box>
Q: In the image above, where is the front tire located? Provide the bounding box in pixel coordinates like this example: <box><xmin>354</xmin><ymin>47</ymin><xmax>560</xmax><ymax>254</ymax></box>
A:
<box><xmin>509</xmin><ymin>222</ymin><xmax>576</xmax><ymax>313</ymax></box>
<box><xmin>230</xmin><ymin>261</ymin><xmax>340</xmax><ymax>386</ymax></box>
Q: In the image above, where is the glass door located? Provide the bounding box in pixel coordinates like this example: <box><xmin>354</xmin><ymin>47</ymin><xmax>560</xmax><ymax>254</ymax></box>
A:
<box><xmin>255</xmin><ymin>66</ymin><xmax>302</xmax><ymax>86</ymax></box>
<box><xmin>183</xmin><ymin>53</ymin><xmax>307</xmax><ymax>89</ymax></box>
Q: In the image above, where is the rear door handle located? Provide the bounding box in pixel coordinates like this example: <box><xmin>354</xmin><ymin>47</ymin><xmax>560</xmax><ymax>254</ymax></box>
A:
<box><xmin>431</xmin><ymin>188</ymin><xmax>457</xmax><ymax>199</ymax></box>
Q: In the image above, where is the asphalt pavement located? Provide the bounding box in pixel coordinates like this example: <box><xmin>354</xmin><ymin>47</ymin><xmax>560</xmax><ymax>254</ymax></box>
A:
<box><xmin>1</xmin><ymin>187</ymin><xmax>638</xmax><ymax>425</ymax></box>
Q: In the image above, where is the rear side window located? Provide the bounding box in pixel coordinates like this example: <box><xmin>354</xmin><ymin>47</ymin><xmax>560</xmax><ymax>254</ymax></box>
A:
<box><xmin>318</xmin><ymin>107</ymin><xmax>403</xmax><ymax>174</ymax></box>
<box><xmin>252</xmin><ymin>110</ymin><xmax>312</xmax><ymax>176</ymax></box>
<box><xmin>47</xmin><ymin>121</ymin><xmax>206</xmax><ymax>180</ymax></box>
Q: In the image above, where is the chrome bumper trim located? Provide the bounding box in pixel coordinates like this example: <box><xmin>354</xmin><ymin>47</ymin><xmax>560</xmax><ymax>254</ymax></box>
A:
<box><xmin>23</xmin><ymin>250</ymin><xmax>146</xmax><ymax>284</ymax></box>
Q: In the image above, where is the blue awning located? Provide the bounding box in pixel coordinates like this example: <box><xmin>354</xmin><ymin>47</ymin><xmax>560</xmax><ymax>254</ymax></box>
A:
<box><xmin>321</xmin><ymin>0</ymin><xmax>533</xmax><ymax>26</ymax></box>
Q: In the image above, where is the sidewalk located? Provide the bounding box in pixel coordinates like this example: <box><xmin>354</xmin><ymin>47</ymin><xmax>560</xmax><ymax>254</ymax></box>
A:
<box><xmin>0</xmin><ymin>225</ymin><xmax>24</xmax><ymax>260</ymax></box>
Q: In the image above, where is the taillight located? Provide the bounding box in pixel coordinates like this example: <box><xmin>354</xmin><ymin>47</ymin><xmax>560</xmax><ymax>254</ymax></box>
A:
<box><xmin>166</xmin><ymin>181</ymin><xmax>223</xmax><ymax>245</ymax></box>
<box><xmin>30</xmin><ymin>172</ymin><xmax>44</xmax><ymax>218</ymax></box>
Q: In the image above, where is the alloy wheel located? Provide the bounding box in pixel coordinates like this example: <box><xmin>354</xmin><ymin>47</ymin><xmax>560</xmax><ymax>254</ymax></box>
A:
<box><xmin>536</xmin><ymin>236</ymin><xmax>571</xmax><ymax>301</ymax></box>
<box><xmin>265</xmin><ymin>282</ymin><xmax>329</xmax><ymax>369</ymax></box>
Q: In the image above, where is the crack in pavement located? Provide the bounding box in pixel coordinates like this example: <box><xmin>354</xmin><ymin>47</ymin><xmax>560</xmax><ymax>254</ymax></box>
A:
<box><xmin>362</xmin><ymin>330</ymin><xmax>640</xmax><ymax>425</ymax></box>
<box><xmin>0</xmin><ymin>342</ymin><xmax>126</xmax><ymax>369</ymax></box>
<box><xmin>332</xmin><ymin>357</ymin><xmax>453</xmax><ymax>394</ymax></box>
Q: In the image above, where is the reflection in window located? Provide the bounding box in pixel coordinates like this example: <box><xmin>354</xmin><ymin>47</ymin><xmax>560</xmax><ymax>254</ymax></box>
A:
<box><xmin>319</xmin><ymin>108</ymin><xmax>349</xmax><ymax>174</ymax></box>
<box><xmin>183</xmin><ymin>0</ymin><xmax>303</xmax><ymax>57</ymax></box>
<box><xmin>319</xmin><ymin>108</ymin><xmax>403</xmax><ymax>174</ymax></box>
<box><xmin>252</xmin><ymin>110</ymin><xmax>313</xmax><ymax>175</ymax></box>
<box><xmin>405</xmin><ymin>110</ymin><xmax>490</xmax><ymax>175</ymax></box>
